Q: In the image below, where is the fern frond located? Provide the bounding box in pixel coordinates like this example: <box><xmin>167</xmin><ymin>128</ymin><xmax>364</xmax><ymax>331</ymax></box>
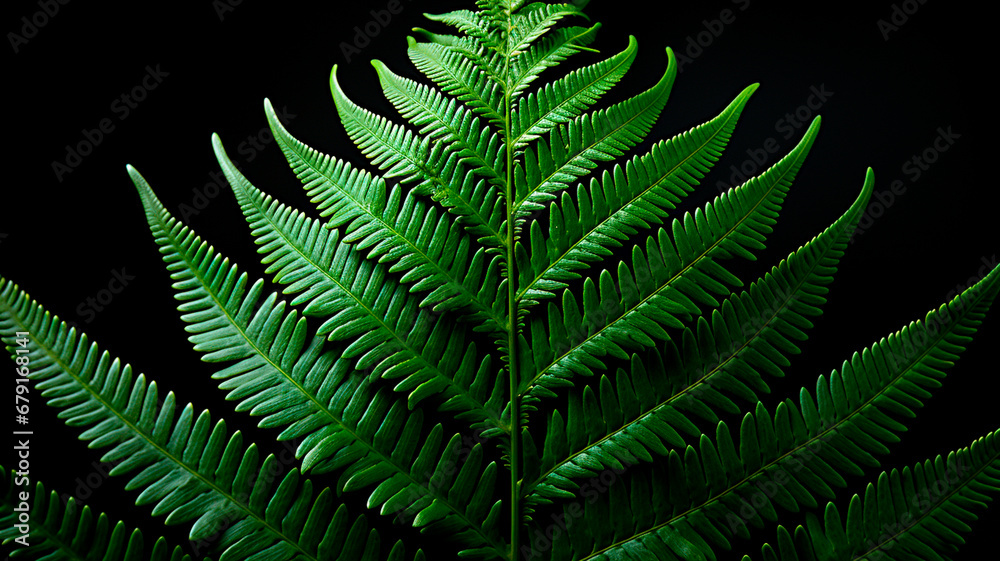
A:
<box><xmin>407</xmin><ymin>39</ymin><xmax>506</xmax><ymax>128</ymax></box>
<box><xmin>331</xmin><ymin>66</ymin><xmax>509</xmax><ymax>251</ymax></box>
<box><xmin>512</xmin><ymin>47</ymin><xmax>677</xmax><ymax>221</ymax></box>
<box><xmin>423</xmin><ymin>9</ymin><xmax>501</xmax><ymax>49</ymax></box>
<box><xmin>5</xmin><ymin>1</ymin><xmax>996</xmax><ymax>559</ymax></box>
<box><xmin>537</xmin><ymin>261</ymin><xmax>1000</xmax><ymax>560</ymax></box>
<box><xmin>330</xmin><ymin>67</ymin><xmax>449</xmax><ymax>190</ymax></box>
<box><xmin>527</xmin><ymin>169</ymin><xmax>874</xmax><ymax>502</ymax></box>
<box><xmin>505</xmin><ymin>3</ymin><xmax>587</xmax><ymax>57</ymax></box>
<box><xmin>0</xmin><ymin>469</ymin><xmax>196</xmax><ymax>561</ymax></box>
<box><xmin>748</xmin><ymin>430</ymin><xmax>1000</xmax><ymax>561</ymax></box>
<box><xmin>0</xmin><ymin>280</ymin><xmax>413</xmax><ymax>561</ymax></box>
<box><xmin>512</xmin><ymin>35</ymin><xmax>637</xmax><ymax>147</ymax></box>
<box><xmin>211</xmin><ymin>137</ymin><xmax>507</xmax><ymax>430</ymax></box>
<box><xmin>517</xmin><ymin>83</ymin><xmax>758</xmax><ymax>308</ymax></box>
<box><xmin>359</xmin><ymin>66</ymin><xmax>507</xmax><ymax>247</ymax></box>
<box><xmin>523</xmin><ymin>118</ymin><xmax>821</xmax><ymax>399</ymax></box>
<box><xmin>131</xmin><ymin>171</ymin><xmax>506</xmax><ymax>557</ymax></box>
<box><xmin>508</xmin><ymin>23</ymin><xmax>601</xmax><ymax>99</ymax></box>
<box><xmin>410</xmin><ymin>27</ymin><xmax>465</xmax><ymax>47</ymax></box>
<box><xmin>371</xmin><ymin>61</ymin><xmax>503</xmax><ymax>183</ymax></box>
<box><xmin>264</xmin><ymin>101</ymin><xmax>506</xmax><ymax>328</ymax></box>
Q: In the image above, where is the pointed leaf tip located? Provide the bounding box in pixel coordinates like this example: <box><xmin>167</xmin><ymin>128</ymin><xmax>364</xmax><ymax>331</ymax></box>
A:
<box><xmin>329</xmin><ymin>65</ymin><xmax>343</xmax><ymax>94</ymax></box>
<box><xmin>126</xmin><ymin>165</ymin><xmax>151</xmax><ymax>197</ymax></box>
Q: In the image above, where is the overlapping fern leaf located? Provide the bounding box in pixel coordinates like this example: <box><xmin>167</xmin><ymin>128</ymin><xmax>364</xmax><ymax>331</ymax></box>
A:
<box><xmin>0</xmin><ymin>469</ymin><xmax>199</xmax><ymax>561</ymax></box>
<box><xmin>129</xmin><ymin>166</ymin><xmax>506</xmax><ymax>558</ymax></box>
<box><xmin>527</xmin><ymin>264</ymin><xmax>1000</xmax><ymax>559</ymax></box>
<box><xmin>747</xmin><ymin>430</ymin><xmax>1000</xmax><ymax>561</ymax></box>
<box><xmin>2</xmin><ymin>0</ymin><xmax>997</xmax><ymax>560</ymax></box>
<box><xmin>0</xmin><ymin>281</ymin><xmax>421</xmax><ymax>561</ymax></box>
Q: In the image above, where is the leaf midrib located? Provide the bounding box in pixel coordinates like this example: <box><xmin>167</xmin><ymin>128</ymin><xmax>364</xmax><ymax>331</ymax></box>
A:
<box><xmin>528</xmin><ymin>226</ymin><xmax>837</xmax><ymax>493</ymax></box>
<box><xmin>522</xmin><ymin>144</ymin><xmax>805</xmax><ymax>395</ymax></box>
<box><xmin>0</xmin><ymin>304</ymin><xmax>316</xmax><ymax>561</ymax></box>
<box><xmin>235</xmin><ymin>180</ymin><xmax>504</xmax><ymax>429</ymax></box>
<box><xmin>510</xmin><ymin>41</ymin><xmax>633</xmax><ymax>147</ymax></box>
<box><xmin>283</xmin><ymin>134</ymin><xmax>509</xmax><ymax>334</ymax></box>
<box><xmin>515</xmin><ymin>103</ymin><xmax>740</xmax><ymax>302</ymax></box>
<box><xmin>853</xmin><ymin>449</ymin><xmax>1000</xmax><ymax>560</ymax></box>
<box><xmin>151</xmin><ymin>207</ymin><xmax>506</xmax><ymax>556</ymax></box>
<box><xmin>579</xmin><ymin>288</ymin><xmax>986</xmax><ymax>560</ymax></box>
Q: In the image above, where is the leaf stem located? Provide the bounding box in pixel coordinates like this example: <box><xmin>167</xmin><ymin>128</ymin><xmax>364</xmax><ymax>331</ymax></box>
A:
<box><xmin>504</xmin><ymin>5</ymin><xmax>520</xmax><ymax>560</ymax></box>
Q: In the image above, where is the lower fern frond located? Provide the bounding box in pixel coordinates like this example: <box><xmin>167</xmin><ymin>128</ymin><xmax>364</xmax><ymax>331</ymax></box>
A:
<box><xmin>747</xmin><ymin>429</ymin><xmax>1000</xmax><ymax>561</ymax></box>
<box><xmin>0</xmin><ymin>469</ymin><xmax>197</xmax><ymax>561</ymax></box>
<box><xmin>528</xmin><ymin>170</ymin><xmax>875</xmax><ymax>502</ymax></box>
<box><xmin>130</xmin><ymin>170</ymin><xmax>507</xmax><ymax>557</ymax></box>
<box><xmin>210</xmin><ymin>137</ymin><xmax>508</xmax><ymax>431</ymax></box>
<box><xmin>522</xmin><ymin>117</ymin><xmax>823</xmax><ymax>400</ymax></box>
<box><xmin>0</xmin><ymin>279</ymin><xmax>417</xmax><ymax>561</ymax></box>
<box><xmin>527</xmin><ymin>260</ymin><xmax>1000</xmax><ymax>560</ymax></box>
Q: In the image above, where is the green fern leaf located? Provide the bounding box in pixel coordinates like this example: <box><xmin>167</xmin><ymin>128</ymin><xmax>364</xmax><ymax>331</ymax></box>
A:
<box><xmin>513</xmin><ymin>47</ymin><xmax>678</xmax><ymax>220</ymax></box>
<box><xmin>748</xmin><ymin>430</ymin><xmax>1000</xmax><ymax>561</ymax></box>
<box><xmin>535</xmin><ymin>260</ymin><xmax>1000</xmax><ymax>560</ymax></box>
<box><xmin>0</xmin><ymin>281</ymin><xmax>414</xmax><ymax>561</ymax></box>
<box><xmin>503</xmin><ymin>3</ymin><xmax>587</xmax><ymax>57</ymax></box>
<box><xmin>523</xmin><ymin>117</ymin><xmax>821</xmax><ymax>398</ymax></box>
<box><xmin>518</xmin><ymin>82</ymin><xmax>758</xmax><ymax>307</ymax></box>
<box><xmin>512</xmin><ymin>35</ymin><xmax>637</xmax><ymax>146</ymax></box>
<box><xmin>507</xmin><ymin>23</ymin><xmax>601</xmax><ymax>99</ymax></box>
<box><xmin>212</xmin><ymin>137</ymin><xmax>506</xmax><ymax>427</ymax></box>
<box><xmin>371</xmin><ymin>62</ymin><xmax>504</xmax><ymax>185</ymax></box>
<box><xmin>407</xmin><ymin>39</ymin><xmax>506</xmax><ymax>128</ymax></box>
<box><xmin>264</xmin><ymin>99</ymin><xmax>507</xmax><ymax>326</ymax></box>
<box><xmin>130</xmin><ymin>169</ymin><xmax>506</xmax><ymax>557</ymax></box>
<box><xmin>0</xmin><ymin>469</ymin><xmax>197</xmax><ymax>561</ymax></box>
<box><xmin>423</xmin><ymin>9</ymin><xmax>501</xmax><ymax>49</ymax></box>
<box><xmin>3</xmin><ymin>2</ymin><xmax>997</xmax><ymax>560</ymax></box>
<box><xmin>528</xmin><ymin>168</ymin><xmax>874</xmax><ymax>501</ymax></box>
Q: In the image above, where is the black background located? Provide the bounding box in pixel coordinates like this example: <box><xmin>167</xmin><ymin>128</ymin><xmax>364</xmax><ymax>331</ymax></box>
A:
<box><xmin>2</xmin><ymin>0</ymin><xmax>997</xmax><ymax>559</ymax></box>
